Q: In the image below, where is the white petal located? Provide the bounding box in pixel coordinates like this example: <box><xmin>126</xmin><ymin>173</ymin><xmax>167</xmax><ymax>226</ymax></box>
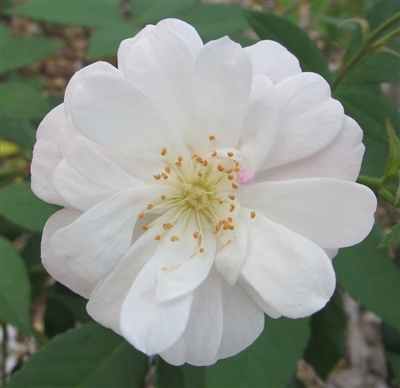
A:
<box><xmin>155</xmin><ymin>215</ymin><xmax>216</xmax><ymax>302</ymax></box>
<box><xmin>213</xmin><ymin>279</ymin><xmax>264</xmax><ymax>360</ymax></box>
<box><xmin>239</xmin><ymin>178</ymin><xmax>376</xmax><ymax>248</ymax></box>
<box><xmin>157</xmin><ymin>18</ymin><xmax>203</xmax><ymax>53</ymax></box>
<box><xmin>256</xmin><ymin>115</ymin><xmax>365</xmax><ymax>182</ymax></box>
<box><xmin>122</xmin><ymin>26</ymin><xmax>198</xmax><ymax>148</ymax></box>
<box><xmin>160</xmin><ymin>267</ymin><xmax>223</xmax><ymax>366</ymax></box>
<box><xmin>87</xmin><ymin>225</ymin><xmax>160</xmax><ymax>334</ymax></box>
<box><xmin>31</xmin><ymin>104</ymin><xmax>69</xmax><ymax>206</ymax></box>
<box><xmin>51</xmin><ymin>185</ymin><xmax>166</xmax><ymax>282</ymax></box>
<box><xmin>238</xmin><ymin>74</ymin><xmax>278</xmax><ymax>171</ymax></box>
<box><xmin>194</xmin><ymin>37</ymin><xmax>253</xmax><ymax>152</ymax></box>
<box><xmin>64</xmin><ymin>61</ymin><xmax>122</xmax><ymax>116</ymax></box>
<box><xmin>215</xmin><ymin>216</ymin><xmax>247</xmax><ymax>286</ymax></box>
<box><xmin>260</xmin><ymin>73</ymin><xmax>344</xmax><ymax>169</ymax></box>
<box><xmin>42</xmin><ymin>209</ymin><xmax>96</xmax><ymax>298</ymax></box>
<box><xmin>240</xmin><ymin>210</ymin><xmax>336</xmax><ymax>318</ymax></box>
<box><xmin>118</xmin><ymin>24</ymin><xmax>156</xmax><ymax>73</ymax></box>
<box><xmin>53</xmin><ymin>136</ymin><xmax>142</xmax><ymax>211</ymax></box>
<box><xmin>239</xmin><ymin>276</ymin><xmax>281</xmax><ymax>319</ymax></box>
<box><xmin>245</xmin><ymin>40</ymin><xmax>301</xmax><ymax>84</ymax></box>
<box><xmin>120</xmin><ymin>259</ymin><xmax>194</xmax><ymax>355</ymax></box>
<box><xmin>70</xmin><ymin>71</ymin><xmax>188</xmax><ymax>158</ymax></box>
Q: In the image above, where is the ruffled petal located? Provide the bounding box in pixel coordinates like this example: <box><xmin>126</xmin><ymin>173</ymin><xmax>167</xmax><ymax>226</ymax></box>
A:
<box><xmin>245</xmin><ymin>40</ymin><xmax>301</xmax><ymax>84</ymax></box>
<box><xmin>240</xmin><ymin>209</ymin><xmax>336</xmax><ymax>318</ymax></box>
<box><xmin>238</xmin><ymin>74</ymin><xmax>278</xmax><ymax>171</ymax></box>
<box><xmin>260</xmin><ymin>73</ymin><xmax>344</xmax><ymax>169</ymax></box>
<box><xmin>42</xmin><ymin>209</ymin><xmax>96</xmax><ymax>298</ymax></box>
<box><xmin>256</xmin><ymin>115</ymin><xmax>365</xmax><ymax>182</ymax></box>
<box><xmin>122</xmin><ymin>26</ymin><xmax>198</xmax><ymax>147</ymax></box>
<box><xmin>155</xmin><ymin>214</ymin><xmax>216</xmax><ymax>302</ymax></box>
<box><xmin>160</xmin><ymin>267</ymin><xmax>223</xmax><ymax>366</ymax></box>
<box><xmin>239</xmin><ymin>178</ymin><xmax>376</xmax><ymax>248</ymax></box>
<box><xmin>70</xmin><ymin>71</ymin><xmax>189</xmax><ymax>158</ymax></box>
<box><xmin>215</xmin><ymin>216</ymin><xmax>247</xmax><ymax>286</ymax></box>
<box><xmin>31</xmin><ymin>104</ymin><xmax>69</xmax><ymax>206</ymax></box>
<box><xmin>193</xmin><ymin>37</ymin><xmax>253</xmax><ymax>152</ymax></box>
<box><xmin>213</xmin><ymin>279</ymin><xmax>264</xmax><ymax>360</ymax></box>
<box><xmin>53</xmin><ymin>136</ymin><xmax>142</xmax><ymax>211</ymax></box>
<box><xmin>51</xmin><ymin>185</ymin><xmax>167</xmax><ymax>282</ymax></box>
<box><xmin>119</xmin><ymin>259</ymin><xmax>194</xmax><ymax>355</ymax></box>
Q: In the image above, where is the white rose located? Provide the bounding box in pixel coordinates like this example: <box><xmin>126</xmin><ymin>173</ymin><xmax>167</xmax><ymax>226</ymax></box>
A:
<box><xmin>31</xmin><ymin>19</ymin><xmax>376</xmax><ymax>366</ymax></box>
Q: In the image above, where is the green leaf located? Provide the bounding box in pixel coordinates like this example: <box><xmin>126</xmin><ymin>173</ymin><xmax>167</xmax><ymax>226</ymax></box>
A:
<box><xmin>0</xmin><ymin>182</ymin><xmax>58</xmax><ymax>232</ymax></box>
<box><xmin>156</xmin><ymin>358</ymin><xmax>206</xmax><ymax>388</ymax></box>
<box><xmin>0</xmin><ymin>82</ymin><xmax>50</xmax><ymax>120</ymax></box>
<box><xmin>44</xmin><ymin>297</ymin><xmax>76</xmax><ymax>338</ymax></box>
<box><xmin>6</xmin><ymin>0</ymin><xmax>125</xmax><ymax>28</ymax></box>
<box><xmin>334</xmin><ymin>226</ymin><xmax>400</xmax><ymax>331</ymax></box>
<box><xmin>386</xmin><ymin>351</ymin><xmax>400</xmax><ymax>384</ymax></box>
<box><xmin>206</xmin><ymin>316</ymin><xmax>310</xmax><ymax>388</ymax></box>
<box><xmin>383</xmin><ymin>118</ymin><xmax>400</xmax><ymax>183</ymax></box>
<box><xmin>304</xmin><ymin>289</ymin><xmax>347</xmax><ymax>380</ymax></box>
<box><xmin>0</xmin><ymin>23</ymin><xmax>59</xmax><ymax>73</ymax></box>
<box><xmin>131</xmin><ymin>2</ymin><xmax>248</xmax><ymax>42</ymax></box>
<box><xmin>245</xmin><ymin>10</ymin><xmax>330</xmax><ymax>81</ymax></box>
<box><xmin>87</xmin><ymin>23</ymin><xmax>140</xmax><ymax>60</ymax></box>
<box><xmin>6</xmin><ymin>324</ymin><xmax>148</xmax><ymax>388</ymax></box>
<box><xmin>0</xmin><ymin>236</ymin><xmax>31</xmax><ymax>334</ymax></box>
<box><xmin>334</xmin><ymin>89</ymin><xmax>400</xmax><ymax>178</ymax></box>
<box><xmin>379</xmin><ymin>221</ymin><xmax>400</xmax><ymax>248</ymax></box>
<box><xmin>1</xmin><ymin>119</ymin><xmax>37</xmax><ymax>149</ymax></box>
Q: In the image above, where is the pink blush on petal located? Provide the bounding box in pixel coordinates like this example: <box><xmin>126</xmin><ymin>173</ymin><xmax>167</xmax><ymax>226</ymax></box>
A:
<box><xmin>239</xmin><ymin>169</ymin><xmax>255</xmax><ymax>185</ymax></box>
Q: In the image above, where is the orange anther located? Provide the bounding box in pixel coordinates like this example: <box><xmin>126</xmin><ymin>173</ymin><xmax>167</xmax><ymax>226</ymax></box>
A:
<box><xmin>139</xmin><ymin>213</ymin><xmax>145</xmax><ymax>219</ymax></box>
<box><xmin>161</xmin><ymin>195</ymin><xmax>166</xmax><ymax>200</ymax></box>
<box><xmin>251</xmin><ymin>211</ymin><xmax>256</xmax><ymax>219</ymax></box>
<box><xmin>161</xmin><ymin>148</ymin><xmax>167</xmax><ymax>156</ymax></box>
<box><xmin>209</xmin><ymin>135</ymin><xmax>216</xmax><ymax>141</ymax></box>
<box><xmin>227</xmin><ymin>152</ymin><xmax>234</xmax><ymax>157</ymax></box>
<box><xmin>211</xmin><ymin>151</ymin><xmax>217</xmax><ymax>157</ymax></box>
<box><xmin>171</xmin><ymin>236</ymin><xmax>180</xmax><ymax>242</ymax></box>
<box><xmin>153</xmin><ymin>174</ymin><xmax>161</xmax><ymax>180</ymax></box>
<box><xmin>193</xmin><ymin>232</ymin><xmax>200</xmax><ymax>239</ymax></box>
<box><xmin>147</xmin><ymin>204</ymin><xmax>153</xmax><ymax>210</ymax></box>
<box><xmin>142</xmin><ymin>225</ymin><xmax>149</xmax><ymax>231</ymax></box>
<box><xmin>155</xmin><ymin>235</ymin><xmax>161</xmax><ymax>240</ymax></box>
<box><xmin>199</xmin><ymin>248</ymin><xmax>205</xmax><ymax>253</ymax></box>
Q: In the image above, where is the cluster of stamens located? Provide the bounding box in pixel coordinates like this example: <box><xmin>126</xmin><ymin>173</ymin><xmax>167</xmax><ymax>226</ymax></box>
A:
<box><xmin>138</xmin><ymin>136</ymin><xmax>256</xmax><ymax>253</ymax></box>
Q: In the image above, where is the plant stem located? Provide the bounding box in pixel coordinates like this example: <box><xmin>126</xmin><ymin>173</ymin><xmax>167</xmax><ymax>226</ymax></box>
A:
<box><xmin>357</xmin><ymin>175</ymin><xmax>382</xmax><ymax>190</ymax></box>
<box><xmin>332</xmin><ymin>11</ymin><xmax>400</xmax><ymax>91</ymax></box>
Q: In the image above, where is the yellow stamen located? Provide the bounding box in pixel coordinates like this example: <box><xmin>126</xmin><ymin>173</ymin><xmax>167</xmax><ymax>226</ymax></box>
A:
<box><xmin>171</xmin><ymin>236</ymin><xmax>180</xmax><ymax>242</ymax></box>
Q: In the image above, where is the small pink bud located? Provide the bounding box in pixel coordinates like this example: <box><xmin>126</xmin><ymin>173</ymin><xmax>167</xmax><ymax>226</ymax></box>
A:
<box><xmin>239</xmin><ymin>169</ymin><xmax>255</xmax><ymax>185</ymax></box>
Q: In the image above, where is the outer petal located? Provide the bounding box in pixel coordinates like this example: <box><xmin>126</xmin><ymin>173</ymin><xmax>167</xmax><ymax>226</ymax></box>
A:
<box><xmin>213</xmin><ymin>279</ymin><xmax>264</xmax><ymax>360</ymax></box>
<box><xmin>123</xmin><ymin>26</ymin><xmax>198</xmax><ymax>148</ymax></box>
<box><xmin>87</xmin><ymin>223</ymin><xmax>160</xmax><ymax>334</ymax></box>
<box><xmin>239</xmin><ymin>178</ymin><xmax>376</xmax><ymax>249</ymax></box>
<box><xmin>193</xmin><ymin>37</ymin><xmax>253</xmax><ymax>152</ymax></box>
<box><xmin>31</xmin><ymin>104</ymin><xmax>69</xmax><ymax>206</ymax></box>
<box><xmin>70</xmin><ymin>71</ymin><xmax>189</xmax><ymax>159</ymax></box>
<box><xmin>260</xmin><ymin>73</ymin><xmax>344</xmax><ymax>170</ymax></box>
<box><xmin>245</xmin><ymin>40</ymin><xmax>301</xmax><ymax>85</ymax></box>
<box><xmin>240</xmin><ymin>209</ymin><xmax>336</xmax><ymax>318</ymax></box>
<box><xmin>42</xmin><ymin>209</ymin><xmax>96</xmax><ymax>298</ymax></box>
<box><xmin>160</xmin><ymin>267</ymin><xmax>223</xmax><ymax>366</ymax></box>
<box><xmin>256</xmin><ymin>115</ymin><xmax>365</xmax><ymax>182</ymax></box>
<box><xmin>64</xmin><ymin>61</ymin><xmax>122</xmax><ymax>116</ymax></box>
<box><xmin>120</xmin><ymin>259</ymin><xmax>194</xmax><ymax>355</ymax></box>
<box><xmin>51</xmin><ymin>185</ymin><xmax>167</xmax><ymax>282</ymax></box>
<box><xmin>53</xmin><ymin>136</ymin><xmax>142</xmax><ymax>211</ymax></box>
<box><xmin>238</xmin><ymin>74</ymin><xmax>278</xmax><ymax>171</ymax></box>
